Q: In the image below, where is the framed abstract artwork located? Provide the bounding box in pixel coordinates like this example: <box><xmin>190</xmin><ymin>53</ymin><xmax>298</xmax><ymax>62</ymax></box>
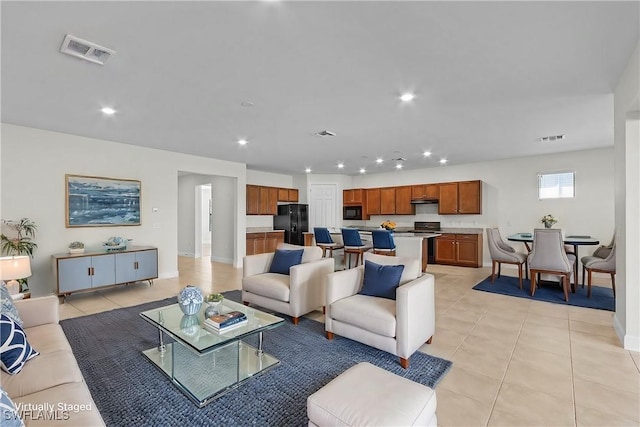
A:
<box><xmin>66</xmin><ymin>174</ymin><xmax>141</xmax><ymax>227</ymax></box>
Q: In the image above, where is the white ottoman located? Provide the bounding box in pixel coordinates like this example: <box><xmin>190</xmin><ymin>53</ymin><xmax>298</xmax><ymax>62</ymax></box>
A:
<box><xmin>307</xmin><ymin>362</ymin><xmax>437</xmax><ymax>426</ymax></box>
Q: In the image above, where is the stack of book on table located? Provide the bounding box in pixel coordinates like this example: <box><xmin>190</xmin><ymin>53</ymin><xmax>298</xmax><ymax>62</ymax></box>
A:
<box><xmin>203</xmin><ymin>310</ymin><xmax>248</xmax><ymax>333</ymax></box>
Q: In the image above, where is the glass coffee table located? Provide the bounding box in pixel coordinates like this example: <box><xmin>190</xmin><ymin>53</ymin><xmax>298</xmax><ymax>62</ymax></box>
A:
<box><xmin>140</xmin><ymin>299</ymin><xmax>284</xmax><ymax>407</ymax></box>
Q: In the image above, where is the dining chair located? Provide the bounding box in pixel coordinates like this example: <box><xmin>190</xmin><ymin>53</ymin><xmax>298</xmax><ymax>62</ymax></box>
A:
<box><xmin>371</xmin><ymin>229</ymin><xmax>396</xmax><ymax>256</ymax></box>
<box><xmin>486</xmin><ymin>228</ymin><xmax>528</xmax><ymax>289</ymax></box>
<box><xmin>341</xmin><ymin>228</ymin><xmax>372</xmax><ymax>269</ymax></box>
<box><xmin>528</xmin><ymin>228</ymin><xmax>576</xmax><ymax>301</ymax></box>
<box><xmin>313</xmin><ymin>227</ymin><xmax>344</xmax><ymax>259</ymax></box>
<box><xmin>582</xmin><ymin>241</ymin><xmax>616</xmax><ymax>298</ymax></box>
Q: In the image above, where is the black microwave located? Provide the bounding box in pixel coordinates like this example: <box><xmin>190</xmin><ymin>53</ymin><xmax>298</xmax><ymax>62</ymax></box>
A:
<box><xmin>343</xmin><ymin>206</ymin><xmax>363</xmax><ymax>220</ymax></box>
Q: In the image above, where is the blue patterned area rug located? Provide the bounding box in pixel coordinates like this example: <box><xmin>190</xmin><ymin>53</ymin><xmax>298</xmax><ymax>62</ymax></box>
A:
<box><xmin>473</xmin><ymin>275</ymin><xmax>615</xmax><ymax>311</ymax></box>
<box><xmin>60</xmin><ymin>290</ymin><xmax>452</xmax><ymax>426</ymax></box>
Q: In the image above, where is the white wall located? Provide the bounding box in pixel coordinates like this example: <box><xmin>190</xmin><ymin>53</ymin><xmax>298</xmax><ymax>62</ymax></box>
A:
<box><xmin>614</xmin><ymin>43</ymin><xmax>640</xmax><ymax>351</ymax></box>
<box><xmin>300</xmin><ymin>150</ymin><xmax>615</xmax><ymax>267</ymax></box>
<box><xmin>1</xmin><ymin>124</ymin><xmax>247</xmax><ymax>296</ymax></box>
<box><xmin>201</xmin><ymin>185</ymin><xmax>211</xmax><ymax>245</ymax></box>
<box><xmin>211</xmin><ymin>176</ymin><xmax>236</xmax><ymax>264</ymax></box>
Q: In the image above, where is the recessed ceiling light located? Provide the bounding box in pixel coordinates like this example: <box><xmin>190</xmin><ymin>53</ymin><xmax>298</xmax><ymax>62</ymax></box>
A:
<box><xmin>376</xmin><ymin>158</ymin><xmax>383</xmax><ymax>164</ymax></box>
<box><xmin>395</xmin><ymin>164</ymin><xmax>403</xmax><ymax>170</ymax></box>
<box><xmin>359</xmin><ymin>168</ymin><xmax>366</xmax><ymax>174</ymax></box>
<box><xmin>101</xmin><ymin>107</ymin><xmax>116</xmax><ymax>115</ymax></box>
<box><xmin>439</xmin><ymin>158</ymin><xmax>448</xmax><ymax>165</ymax></box>
<box><xmin>337</xmin><ymin>163</ymin><xmax>344</xmax><ymax>169</ymax></box>
<box><xmin>237</xmin><ymin>139</ymin><xmax>248</xmax><ymax>145</ymax></box>
<box><xmin>240</xmin><ymin>101</ymin><xmax>254</xmax><ymax>107</ymax></box>
<box><xmin>305</xmin><ymin>167</ymin><xmax>312</xmax><ymax>173</ymax></box>
<box><xmin>400</xmin><ymin>93</ymin><xmax>415</xmax><ymax>102</ymax></box>
<box><xmin>423</xmin><ymin>151</ymin><xmax>432</xmax><ymax>157</ymax></box>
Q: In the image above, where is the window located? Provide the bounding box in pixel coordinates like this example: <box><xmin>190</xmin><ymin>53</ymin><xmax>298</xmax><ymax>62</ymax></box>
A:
<box><xmin>538</xmin><ymin>172</ymin><xmax>575</xmax><ymax>199</ymax></box>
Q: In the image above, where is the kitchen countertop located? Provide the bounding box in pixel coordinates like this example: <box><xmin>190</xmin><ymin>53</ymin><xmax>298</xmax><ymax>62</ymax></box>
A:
<box><xmin>438</xmin><ymin>228</ymin><xmax>483</xmax><ymax>235</ymax></box>
<box><xmin>246</xmin><ymin>227</ymin><xmax>284</xmax><ymax>233</ymax></box>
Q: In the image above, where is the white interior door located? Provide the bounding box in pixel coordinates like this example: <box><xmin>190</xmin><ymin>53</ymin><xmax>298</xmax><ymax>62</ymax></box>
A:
<box><xmin>309</xmin><ymin>184</ymin><xmax>338</xmax><ymax>230</ymax></box>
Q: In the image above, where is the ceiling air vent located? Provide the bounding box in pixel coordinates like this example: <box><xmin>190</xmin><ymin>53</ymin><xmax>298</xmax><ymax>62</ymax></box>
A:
<box><xmin>314</xmin><ymin>130</ymin><xmax>336</xmax><ymax>137</ymax></box>
<box><xmin>60</xmin><ymin>34</ymin><xmax>115</xmax><ymax>65</ymax></box>
<box><xmin>539</xmin><ymin>134</ymin><xmax>566</xmax><ymax>142</ymax></box>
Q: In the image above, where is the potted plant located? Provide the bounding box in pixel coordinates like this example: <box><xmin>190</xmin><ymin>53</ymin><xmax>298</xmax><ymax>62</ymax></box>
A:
<box><xmin>1</xmin><ymin>217</ymin><xmax>38</xmax><ymax>292</ymax></box>
<box><xmin>541</xmin><ymin>214</ymin><xmax>557</xmax><ymax>229</ymax></box>
<box><xmin>68</xmin><ymin>241</ymin><xmax>85</xmax><ymax>254</ymax></box>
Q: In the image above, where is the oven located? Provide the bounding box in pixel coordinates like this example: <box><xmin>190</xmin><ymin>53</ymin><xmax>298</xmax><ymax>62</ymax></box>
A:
<box><xmin>410</xmin><ymin>221</ymin><xmax>441</xmax><ymax>264</ymax></box>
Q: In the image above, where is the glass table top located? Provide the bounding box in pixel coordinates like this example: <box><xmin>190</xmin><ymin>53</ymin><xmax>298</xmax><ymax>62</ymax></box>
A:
<box><xmin>140</xmin><ymin>298</ymin><xmax>284</xmax><ymax>354</ymax></box>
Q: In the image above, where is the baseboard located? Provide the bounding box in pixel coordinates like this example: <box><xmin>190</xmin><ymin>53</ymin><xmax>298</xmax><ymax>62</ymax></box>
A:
<box><xmin>613</xmin><ymin>313</ymin><xmax>640</xmax><ymax>351</ymax></box>
<box><xmin>211</xmin><ymin>256</ymin><xmax>233</xmax><ymax>264</ymax></box>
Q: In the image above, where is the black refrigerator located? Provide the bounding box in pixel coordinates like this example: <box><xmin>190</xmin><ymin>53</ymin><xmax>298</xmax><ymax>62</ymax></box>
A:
<box><xmin>273</xmin><ymin>204</ymin><xmax>308</xmax><ymax>246</ymax></box>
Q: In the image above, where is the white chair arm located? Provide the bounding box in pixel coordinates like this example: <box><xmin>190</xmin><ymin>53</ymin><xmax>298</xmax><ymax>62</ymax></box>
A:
<box><xmin>13</xmin><ymin>295</ymin><xmax>59</xmax><ymax>328</ymax></box>
<box><xmin>243</xmin><ymin>253</ymin><xmax>275</xmax><ymax>278</ymax></box>
<box><xmin>326</xmin><ymin>266</ymin><xmax>364</xmax><ymax>306</ymax></box>
<box><xmin>289</xmin><ymin>258</ymin><xmax>335</xmax><ymax>316</ymax></box>
<box><xmin>396</xmin><ymin>274</ymin><xmax>435</xmax><ymax>359</ymax></box>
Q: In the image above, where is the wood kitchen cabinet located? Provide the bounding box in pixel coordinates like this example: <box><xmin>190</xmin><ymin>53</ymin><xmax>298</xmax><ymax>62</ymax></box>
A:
<box><xmin>247</xmin><ymin>185</ymin><xmax>260</xmax><ymax>215</ymax></box>
<box><xmin>277</xmin><ymin>188</ymin><xmax>299</xmax><ymax>202</ymax></box>
<box><xmin>411</xmin><ymin>184</ymin><xmax>439</xmax><ymax>200</ymax></box>
<box><xmin>343</xmin><ymin>189</ymin><xmax>365</xmax><ymax>205</ymax></box>
<box><xmin>246</xmin><ymin>231</ymin><xmax>284</xmax><ymax>255</ymax></box>
<box><xmin>395</xmin><ymin>186</ymin><xmax>415</xmax><ymax>215</ymax></box>
<box><xmin>366</xmin><ymin>188</ymin><xmax>381</xmax><ymax>215</ymax></box>
<box><xmin>259</xmin><ymin>186</ymin><xmax>278</xmax><ymax>215</ymax></box>
<box><xmin>380</xmin><ymin>187</ymin><xmax>396</xmax><ymax>215</ymax></box>
<box><xmin>438</xmin><ymin>180</ymin><xmax>482</xmax><ymax>215</ymax></box>
<box><xmin>435</xmin><ymin>234</ymin><xmax>482</xmax><ymax>267</ymax></box>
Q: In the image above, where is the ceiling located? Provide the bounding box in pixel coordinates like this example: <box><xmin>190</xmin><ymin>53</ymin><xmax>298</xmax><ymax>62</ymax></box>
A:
<box><xmin>1</xmin><ymin>1</ymin><xmax>638</xmax><ymax>176</ymax></box>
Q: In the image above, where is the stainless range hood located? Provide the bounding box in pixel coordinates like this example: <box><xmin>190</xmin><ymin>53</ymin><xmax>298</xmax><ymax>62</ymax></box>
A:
<box><xmin>410</xmin><ymin>199</ymin><xmax>438</xmax><ymax>204</ymax></box>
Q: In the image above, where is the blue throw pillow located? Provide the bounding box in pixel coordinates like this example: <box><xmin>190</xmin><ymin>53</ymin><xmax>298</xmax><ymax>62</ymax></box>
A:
<box><xmin>0</xmin><ymin>314</ymin><xmax>39</xmax><ymax>375</ymax></box>
<box><xmin>0</xmin><ymin>283</ymin><xmax>23</xmax><ymax>327</ymax></box>
<box><xmin>359</xmin><ymin>260</ymin><xmax>405</xmax><ymax>300</ymax></box>
<box><xmin>0</xmin><ymin>387</ymin><xmax>23</xmax><ymax>427</ymax></box>
<box><xmin>269</xmin><ymin>249</ymin><xmax>304</xmax><ymax>275</ymax></box>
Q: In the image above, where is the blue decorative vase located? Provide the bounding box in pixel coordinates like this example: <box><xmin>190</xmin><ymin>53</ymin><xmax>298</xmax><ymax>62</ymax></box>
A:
<box><xmin>177</xmin><ymin>285</ymin><xmax>204</xmax><ymax>315</ymax></box>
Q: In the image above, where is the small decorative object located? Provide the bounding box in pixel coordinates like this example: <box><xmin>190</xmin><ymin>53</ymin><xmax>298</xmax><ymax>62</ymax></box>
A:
<box><xmin>205</xmin><ymin>293</ymin><xmax>225</xmax><ymax>317</ymax></box>
<box><xmin>68</xmin><ymin>241</ymin><xmax>85</xmax><ymax>254</ymax></box>
<box><xmin>180</xmin><ymin>314</ymin><xmax>201</xmax><ymax>337</ymax></box>
<box><xmin>103</xmin><ymin>236</ymin><xmax>127</xmax><ymax>252</ymax></box>
<box><xmin>541</xmin><ymin>214</ymin><xmax>558</xmax><ymax>229</ymax></box>
<box><xmin>381</xmin><ymin>220</ymin><xmax>396</xmax><ymax>231</ymax></box>
<box><xmin>177</xmin><ymin>285</ymin><xmax>204</xmax><ymax>315</ymax></box>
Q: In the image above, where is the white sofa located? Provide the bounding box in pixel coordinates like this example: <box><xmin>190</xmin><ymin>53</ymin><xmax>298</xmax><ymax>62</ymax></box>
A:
<box><xmin>242</xmin><ymin>244</ymin><xmax>335</xmax><ymax>324</ymax></box>
<box><xmin>3</xmin><ymin>296</ymin><xmax>105</xmax><ymax>426</ymax></box>
<box><xmin>325</xmin><ymin>252</ymin><xmax>435</xmax><ymax>368</ymax></box>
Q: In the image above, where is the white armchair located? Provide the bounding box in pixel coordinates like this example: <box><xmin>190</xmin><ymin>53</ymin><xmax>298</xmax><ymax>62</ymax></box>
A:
<box><xmin>325</xmin><ymin>253</ymin><xmax>435</xmax><ymax>369</ymax></box>
<box><xmin>242</xmin><ymin>244</ymin><xmax>335</xmax><ymax>324</ymax></box>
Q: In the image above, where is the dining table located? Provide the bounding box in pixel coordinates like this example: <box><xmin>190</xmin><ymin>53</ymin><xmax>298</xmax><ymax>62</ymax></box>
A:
<box><xmin>507</xmin><ymin>233</ymin><xmax>600</xmax><ymax>285</ymax></box>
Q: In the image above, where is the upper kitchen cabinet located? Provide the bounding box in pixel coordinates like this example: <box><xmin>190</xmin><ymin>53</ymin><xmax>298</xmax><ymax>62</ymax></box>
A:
<box><xmin>278</xmin><ymin>188</ymin><xmax>299</xmax><ymax>202</ymax></box>
<box><xmin>343</xmin><ymin>189</ymin><xmax>365</xmax><ymax>205</ymax></box>
<box><xmin>246</xmin><ymin>185</ymin><xmax>260</xmax><ymax>215</ymax></box>
<box><xmin>411</xmin><ymin>184</ymin><xmax>439</xmax><ymax>201</ymax></box>
<box><xmin>395</xmin><ymin>186</ymin><xmax>415</xmax><ymax>215</ymax></box>
<box><xmin>380</xmin><ymin>187</ymin><xmax>396</xmax><ymax>215</ymax></box>
<box><xmin>366</xmin><ymin>188</ymin><xmax>381</xmax><ymax>215</ymax></box>
<box><xmin>438</xmin><ymin>180</ymin><xmax>482</xmax><ymax>215</ymax></box>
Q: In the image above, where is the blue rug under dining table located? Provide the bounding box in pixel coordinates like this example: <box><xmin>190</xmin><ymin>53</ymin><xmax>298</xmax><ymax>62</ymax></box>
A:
<box><xmin>60</xmin><ymin>290</ymin><xmax>452</xmax><ymax>426</ymax></box>
<box><xmin>473</xmin><ymin>275</ymin><xmax>615</xmax><ymax>311</ymax></box>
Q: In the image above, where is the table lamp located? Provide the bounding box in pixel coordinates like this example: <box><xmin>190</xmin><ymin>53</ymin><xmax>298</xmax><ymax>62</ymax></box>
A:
<box><xmin>0</xmin><ymin>256</ymin><xmax>32</xmax><ymax>295</ymax></box>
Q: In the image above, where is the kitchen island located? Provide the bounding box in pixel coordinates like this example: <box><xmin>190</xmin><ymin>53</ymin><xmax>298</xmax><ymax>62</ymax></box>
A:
<box><xmin>329</xmin><ymin>229</ymin><xmax>439</xmax><ymax>272</ymax></box>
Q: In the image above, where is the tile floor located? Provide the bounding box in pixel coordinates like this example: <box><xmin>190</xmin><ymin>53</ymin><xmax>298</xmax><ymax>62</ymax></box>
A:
<box><xmin>58</xmin><ymin>254</ymin><xmax>640</xmax><ymax>426</ymax></box>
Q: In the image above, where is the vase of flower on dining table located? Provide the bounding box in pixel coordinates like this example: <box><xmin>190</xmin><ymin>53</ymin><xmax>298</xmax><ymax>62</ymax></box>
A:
<box><xmin>541</xmin><ymin>214</ymin><xmax>557</xmax><ymax>229</ymax></box>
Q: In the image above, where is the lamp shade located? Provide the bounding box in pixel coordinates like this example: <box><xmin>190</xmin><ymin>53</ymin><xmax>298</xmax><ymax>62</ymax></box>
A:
<box><xmin>0</xmin><ymin>256</ymin><xmax>32</xmax><ymax>280</ymax></box>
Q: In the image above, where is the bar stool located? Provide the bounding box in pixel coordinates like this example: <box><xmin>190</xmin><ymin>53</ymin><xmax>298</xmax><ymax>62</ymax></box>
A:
<box><xmin>313</xmin><ymin>227</ymin><xmax>344</xmax><ymax>259</ymax></box>
<box><xmin>341</xmin><ymin>228</ymin><xmax>372</xmax><ymax>269</ymax></box>
<box><xmin>372</xmin><ymin>229</ymin><xmax>396</xmax><ymax>256</ymax></box>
